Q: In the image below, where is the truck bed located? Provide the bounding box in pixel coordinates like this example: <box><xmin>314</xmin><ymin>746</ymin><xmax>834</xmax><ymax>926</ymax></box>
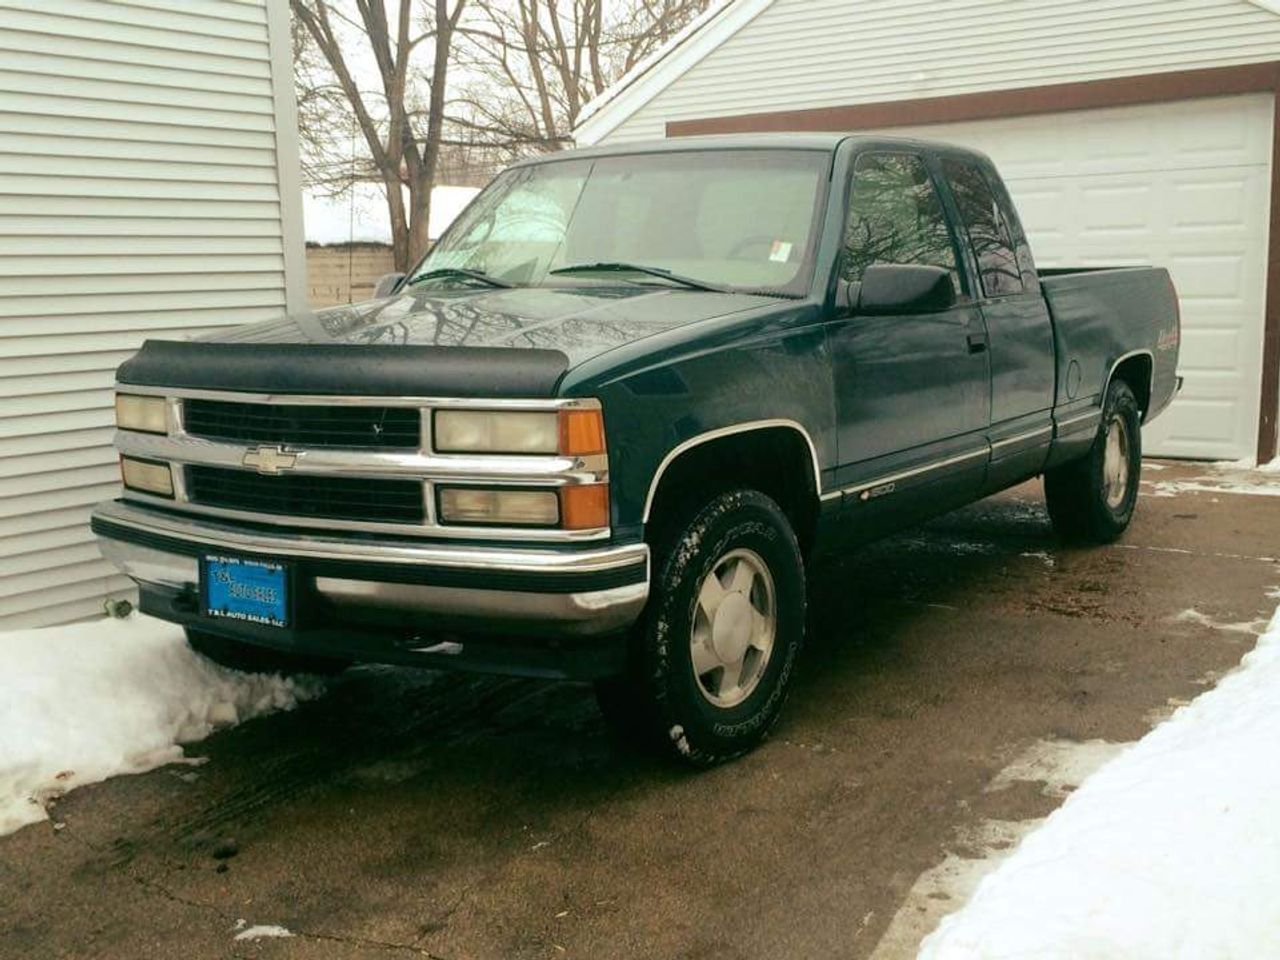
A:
<box><xmin>1038</xmin><ymin>266</ymin><xmax>1180</xmax><ymax>420</ymax></box>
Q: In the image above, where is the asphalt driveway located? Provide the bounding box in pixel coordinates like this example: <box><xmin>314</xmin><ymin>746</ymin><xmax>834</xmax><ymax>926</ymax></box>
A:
<box><xmin>3</xmin><ymin>462</ymin><xmax>1277</xmax><ymax>959</ymax></box>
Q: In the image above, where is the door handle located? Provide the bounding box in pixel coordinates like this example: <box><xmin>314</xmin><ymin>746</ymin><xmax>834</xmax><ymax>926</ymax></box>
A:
<box><xmin>967</xmin><ymin>333</ymin><xmax>988</xmax><ymax>354</ymax></box>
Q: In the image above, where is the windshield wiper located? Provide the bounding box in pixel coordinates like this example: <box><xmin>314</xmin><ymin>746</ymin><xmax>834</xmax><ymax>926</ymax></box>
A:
<box><xmin>549</xmin><ymin>261</ymin><xmax>728</xmax><ymax>293</ymax></box>
<box><xmin>407</xmin><ymin>267</ymin><xmax>511</xmax><ymax>289</ymax></box>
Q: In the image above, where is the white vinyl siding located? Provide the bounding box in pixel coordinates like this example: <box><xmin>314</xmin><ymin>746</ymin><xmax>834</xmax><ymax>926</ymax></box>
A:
<box><xmin>0</xmin><ymin>0</ymin><xmax>302</xmax><ymax>629</ymax></box>
<box><xmin>595</xmin><ymin>0</ymin><xmax>1280</xmax><ymax>142</ymax></box>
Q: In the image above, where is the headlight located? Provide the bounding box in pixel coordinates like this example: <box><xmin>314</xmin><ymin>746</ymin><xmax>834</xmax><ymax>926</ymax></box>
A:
<box><xmin>435</xmin><ymin>411</ymin><xmax>558</xmax><ymax>454</ymax></box>
<box><xmin>115</xmin><ymin>393</ymin><xmax>167</xmax><ymax>434</ymax></box>
<box><xmin>438</xmin><ymin>487</ymin><xmax>559</xmax><ymax>526</ymax></box>
<box><xmin>120</xmin><ymin>457</ymin><xmax>173</xmax><ymax>497</ymax></box>
<box><xmin>433</xmin><ymin>408</ymin><xmax>605</xmax><ymax>456</ymax></box>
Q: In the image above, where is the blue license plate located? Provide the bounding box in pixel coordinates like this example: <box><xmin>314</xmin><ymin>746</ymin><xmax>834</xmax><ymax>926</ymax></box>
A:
<box><xmin>202</xmin><ymin>555</ymin><xmax>289</xmax><ymax>627</ymax></box>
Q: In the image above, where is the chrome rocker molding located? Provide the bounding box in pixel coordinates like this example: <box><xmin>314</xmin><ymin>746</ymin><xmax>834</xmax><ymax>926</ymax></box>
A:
<box><xmin>990</xmin><ymin>425</ymin><xmax>1053</xmax><ymax>453</ymax></box>
<box><xmin>1055</xmin><ymin>408</ymin><xmax>1103</xmax><ymax>432</ymax></box>
<box><xmin>827</xmin><ymin>447</ymin><xmax>989</xmax><ymax>501</ymax></box>
<box><xmin>92</xmin><ymin>500</ymin><xmax>650</xmax><ymax>637</ymax></box>
<box><xmin>642</xmin><ymin>419</ymin><xmax>824</xmax><ymax>522</ymax></box>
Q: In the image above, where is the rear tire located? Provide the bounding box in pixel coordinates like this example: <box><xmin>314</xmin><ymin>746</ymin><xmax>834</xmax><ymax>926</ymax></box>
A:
<box><xmin>185</xmin><ymin>628</ymin><xmax>349</xmax><ymax>677</ymax></box>
<box><xmin>1045</xmin><ymin>379</ymin><xmax>1142</xmax><ymax>544</ymax></box>
<box><xmin>595</xmin><ymin>489</ymin><xmax>806</xmax><ymax>766</ymax></box>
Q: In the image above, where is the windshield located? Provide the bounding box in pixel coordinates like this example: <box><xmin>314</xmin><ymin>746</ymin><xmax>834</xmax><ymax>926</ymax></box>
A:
<box><xmin>409</xmin><ymin>149</ymin><xmax>830</xmax><ymax>297</ymax></box>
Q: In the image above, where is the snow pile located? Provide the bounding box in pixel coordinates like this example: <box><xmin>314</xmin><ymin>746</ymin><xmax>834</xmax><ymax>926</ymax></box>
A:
<box><xmin>919</xmin><ymin>603</ymin><xmax>1280</xmax><ymax>960</ymax></box>
<box><xmin>1147</xmin><ymin>475</ymin><xmax>1280</xmax><ymax>499</ymax></box>
<box><xmin>1142</xmin><ymin>458</ymin><xmax>1280</xmax><ymax>499</ymax></box>
<box><xmin>0</xmin><ymin>615</ymin><xmax>323</xmax><ymax>836</ymax></box>
<box><xmin>1211</xmin><ymin>457</ymin><xmax>1279</xmax><ymax>474</ymax></box>
<box><xmin>233</xmin><ymin>921</ymin><xmax>293</xmax><ymax>942</ymax></box>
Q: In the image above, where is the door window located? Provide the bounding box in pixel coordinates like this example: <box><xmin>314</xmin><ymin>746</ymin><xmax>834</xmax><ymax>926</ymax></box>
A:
<box><xmin>842</xmin><ymin>153</ymin><xmax>960</xmax><ymax>292</ymax></box>
<box><xmin>941</xmin><ymin>159</ymin><xmax>1024</xmax><ymax>297</ymax></box>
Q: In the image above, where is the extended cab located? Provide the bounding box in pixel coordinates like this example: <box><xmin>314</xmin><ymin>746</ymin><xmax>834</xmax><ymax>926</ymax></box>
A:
<box><xmin>93</xmin><ymin>135</ymin><xmax>1180</xmax><ymax>764</ymax></box>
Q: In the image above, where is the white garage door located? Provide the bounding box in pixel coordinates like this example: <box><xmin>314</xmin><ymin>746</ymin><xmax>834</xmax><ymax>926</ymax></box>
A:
<box><xmin>878</xmin><ymin>93</ymin><xmax>1274</xmax><ymax>460</ymax></box>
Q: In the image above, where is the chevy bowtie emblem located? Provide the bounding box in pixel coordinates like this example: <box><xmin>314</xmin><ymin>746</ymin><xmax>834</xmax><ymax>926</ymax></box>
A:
<box><xmin>242</xmin><ymin>445</ymin><xmax>297</xmax><ymax>475</ymax></box>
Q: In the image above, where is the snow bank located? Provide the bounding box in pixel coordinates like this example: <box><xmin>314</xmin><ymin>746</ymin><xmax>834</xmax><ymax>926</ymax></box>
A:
<box><xmin>919</xmin><ymin>603</ymin><xmax>1280</xmax><ymax>960</ymax></box>
<box><xmin>1142</xmin><ymin>459</ymin><xmax>1280</xmax><ymax>499</ymax></box>
<box><xmin>0</xmin><ymin>615</ymin><xmax>323</xmax><ymax>836</ymax></box>
<box><xmin>1211</xmin><ymin>457</ymin><xmax>1280</xmax><ymax>474</ymax></box>
<box><xmin>233</xmin><ymin>922</ymin><xmax>293</xmax><ymax>941</ymax></box>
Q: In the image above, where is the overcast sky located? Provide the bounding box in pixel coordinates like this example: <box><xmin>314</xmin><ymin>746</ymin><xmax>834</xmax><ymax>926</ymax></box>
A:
<box><xmin>302</xmin><ymin>184</ymin><xmax>480</xmax><ymax>245</ymax></box>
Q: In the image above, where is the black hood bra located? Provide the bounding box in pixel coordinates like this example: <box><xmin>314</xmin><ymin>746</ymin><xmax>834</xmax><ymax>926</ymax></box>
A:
<box><xmin>117</xmin><ymin>284</ymin><xmax>771</xmax><ymax>397</ymax></box>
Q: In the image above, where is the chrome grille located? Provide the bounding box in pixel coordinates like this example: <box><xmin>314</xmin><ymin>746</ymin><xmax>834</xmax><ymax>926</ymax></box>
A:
<box><xmin>113</xmin><ymin>388</ymin><xmax>610</xmax><ymax>542</ymax></box>
<box><xmin>186</xmin><ymin>466</ymin><xmax>424</xmax><ymax>525</ymax></box>
<box><xmin>183</xmin><ymin>399</ymin><xmax>420</xmax><ymax>450</ymax></box>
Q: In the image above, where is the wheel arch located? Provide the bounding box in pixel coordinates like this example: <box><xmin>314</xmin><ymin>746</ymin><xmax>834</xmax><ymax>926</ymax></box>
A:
<box><xmin>1105</xmin><ymin>349</ymin><xmax>1154</xmax><ymax>420</ymax></box>
<box><xmin>642</xmin><ymin>420</ymin><xmax>823</xmax><ymax>555</ymax></box>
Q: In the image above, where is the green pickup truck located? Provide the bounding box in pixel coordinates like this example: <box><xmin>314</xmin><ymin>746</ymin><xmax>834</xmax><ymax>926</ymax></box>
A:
<box><xmin>93</xmin><ymin>134</ymin><xmax>1181</xmax><ymax>765</ymax></box>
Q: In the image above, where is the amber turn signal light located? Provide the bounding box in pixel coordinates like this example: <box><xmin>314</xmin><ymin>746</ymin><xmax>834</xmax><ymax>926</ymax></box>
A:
<box><xmin>558</xmin><ymin>408</ymin><xmax>606</xmax><ymax>456</ymax></box>
<box><xmin>559</xmin><ymin>484</ymin><xmax>609</xmax><ymax>530</ymax></box>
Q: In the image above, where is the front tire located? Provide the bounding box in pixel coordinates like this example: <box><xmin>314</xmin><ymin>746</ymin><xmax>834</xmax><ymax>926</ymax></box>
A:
<box><xmin>185</xmin><ymin>628</ymin><xmax>349</xmax><ymax>677</ymax></box>
<box><xmin>596</xmin><ymin>489</ymin><xmax>806</xmax><ymax>766</ymax></box>
<box><xmin>1045</xmin><ymin>378</ymin><xmax>1142</xmax><ymax>544</ymax></box>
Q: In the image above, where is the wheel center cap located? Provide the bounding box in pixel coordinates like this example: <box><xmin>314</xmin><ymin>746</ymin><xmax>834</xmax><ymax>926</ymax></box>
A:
<box><xmin>712</xmin><ymin>592</ymin><xmax>753</xmax><ymax>664</ymax></box>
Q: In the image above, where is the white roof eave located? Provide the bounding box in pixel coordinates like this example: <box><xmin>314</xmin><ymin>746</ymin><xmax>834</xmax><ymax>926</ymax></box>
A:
<box><xmin>573</xmin><ymin>0</ymin><xmax>777</xmax><ymax>144</ymax></box>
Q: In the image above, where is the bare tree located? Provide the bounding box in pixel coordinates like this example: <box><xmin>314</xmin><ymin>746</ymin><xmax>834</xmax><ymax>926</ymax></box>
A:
<box><xmin>455</xmin><ymin>0</ymin><xmax>710</xmax><ymax>154</ymax></box>
<box><xmin>292</xmin><ymin>12</ymin><xmax>358</xmax><ymax>193</ymax></box>
<box><xmin>292</xmin><ymin>0</ymin><xmax>467</xmax><ymax>270</ymax></box>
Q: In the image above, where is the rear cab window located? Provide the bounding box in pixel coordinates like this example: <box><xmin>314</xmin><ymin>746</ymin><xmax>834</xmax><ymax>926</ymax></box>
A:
<box><xmin>941</xmin><ymin>158</ymin><xmax>1028</xmax><ymax>298</ymax></box>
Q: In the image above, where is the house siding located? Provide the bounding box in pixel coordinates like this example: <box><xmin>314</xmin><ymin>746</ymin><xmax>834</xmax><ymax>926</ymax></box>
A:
<box><xmin>597</xmin><ymin>0</ymin><xmax>1280</xmax><ymax>142</ymax></box>
<box><xmin>0</xmin><ymin>0</ymin><xmax>303</xmax><ymax>629</ymax></box>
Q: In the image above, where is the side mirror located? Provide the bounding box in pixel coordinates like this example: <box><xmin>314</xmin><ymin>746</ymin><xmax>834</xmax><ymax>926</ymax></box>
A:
<box><xmin>373</xmin><ymin>271</ymin><xmax>406</xmax><ymax>299</ymax></box>
<box><xmin>857</xmin><ymin>264</ymin><xmax>956</xmax><ymax>315</ymax></box>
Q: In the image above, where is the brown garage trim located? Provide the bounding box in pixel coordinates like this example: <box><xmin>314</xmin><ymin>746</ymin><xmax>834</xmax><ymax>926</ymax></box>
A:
<box><xmin>666</xmin><ymin>62</ymin><xmax>1280</xmax><ymax>135</ymax></box>
<box><xmin>668</xmin><ymin>62</ymin><xmax>1280</xmax><ymax>462</ymax></box>
<box><xmin>1262</xmin><ymin>84</ymin><xmax>1280</xmax><ymax>464</ymax></box>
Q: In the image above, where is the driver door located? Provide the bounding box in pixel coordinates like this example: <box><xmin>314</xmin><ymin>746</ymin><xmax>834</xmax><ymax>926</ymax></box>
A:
<box><xmin>828</xmin><ymin>151</ymin><xmax>992</xmax><ymax>537</ymax></box>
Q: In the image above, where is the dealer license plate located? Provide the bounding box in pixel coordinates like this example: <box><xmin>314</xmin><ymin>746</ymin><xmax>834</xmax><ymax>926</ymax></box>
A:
<box><xmin>202</xmin><ymin>555</ymin><xmax>289</xmax><ymax>627</ymax></box>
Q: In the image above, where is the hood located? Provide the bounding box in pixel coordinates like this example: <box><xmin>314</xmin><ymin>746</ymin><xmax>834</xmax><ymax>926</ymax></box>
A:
<box><xmin>215</xmin><ymin>285</ymin><xmax>773</xmax><ymax>364</ymax></box>
<box><xmin>117</xmin><ymin>285</ymin><xmax>774</xmax><ymax>398</ymax></box>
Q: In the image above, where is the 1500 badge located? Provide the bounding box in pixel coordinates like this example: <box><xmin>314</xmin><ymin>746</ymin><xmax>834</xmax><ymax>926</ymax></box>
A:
<box><xmin>858</xmin><ymin>482</ymin><xmax>896</xmax><ymax>502</ymax></box>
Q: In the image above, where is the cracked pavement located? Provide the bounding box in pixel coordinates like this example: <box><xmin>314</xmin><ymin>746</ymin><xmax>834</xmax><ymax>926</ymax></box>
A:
<box><xmin>3</xmin><ymin>462</ymin><xmax>1278</xmax><ymax>959</ymax></box>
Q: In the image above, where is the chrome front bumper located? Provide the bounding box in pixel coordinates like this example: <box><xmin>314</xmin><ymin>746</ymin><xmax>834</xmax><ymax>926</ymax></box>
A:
<box><xmin>92</xmin><ymin>499</ymin><xmax>649</xmax><ymax>638</ymax></box>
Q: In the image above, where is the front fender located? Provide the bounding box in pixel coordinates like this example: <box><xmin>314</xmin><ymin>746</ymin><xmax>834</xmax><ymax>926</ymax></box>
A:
<box><xmin>574</xmin><ymin>314</ymin><xmax>837</xmax><ymax>537</ymax></box>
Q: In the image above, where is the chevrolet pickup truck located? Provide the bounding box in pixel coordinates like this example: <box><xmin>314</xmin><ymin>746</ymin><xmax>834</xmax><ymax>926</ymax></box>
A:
<box><xmin>93</xmin><ymin>134</ymin><xmax>1180</xmax><ymax>765</ymax></box>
